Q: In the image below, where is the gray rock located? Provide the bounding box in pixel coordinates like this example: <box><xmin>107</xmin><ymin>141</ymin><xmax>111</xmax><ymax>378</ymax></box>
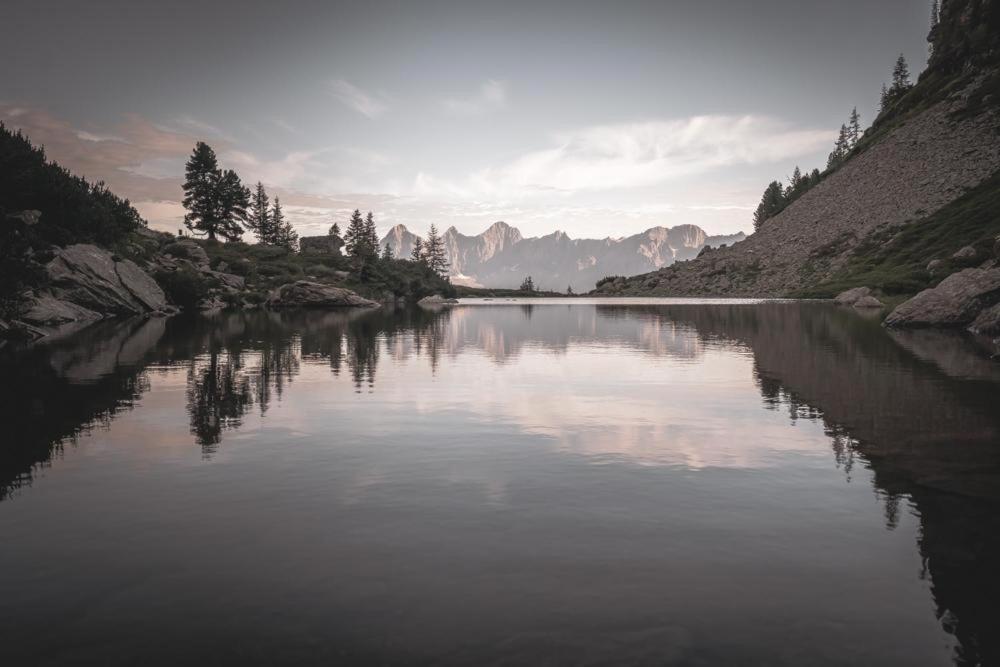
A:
<box><xmin>170</xmin><ymin>239</ymin><xmax>210</xmax><ymax>268</ymax></box>
<box><xmin>968</xmin><ymin>302</ymin><xmax>1000</xmax><ymax>337</ymax></box>
<box><xmin>994</xmin><ymin>234</ymin><xmax>1000</xmax><ymax>260</ymax></box>
<box><xmin>834</xmin><ymin>286</ymin><xmax>872</xmax><ymax>305</ymax></box>
<box><xmin>952</xmin><ymin>245</ymin><xmax>979</xmax><ymax>262</ymax></box>
<box><xmin>45</xmin><ymin>244</ymin><xmax>167</xmax><ymax>316</ymax></box>
<box><xmin>5</xmin><ymin>209</ymin><xmax>41</xmax><ymax>226</ymax></box>
<box><xmin>20</xmin><ymin>292</ymin><xmax>103</xmax><ymax>326</ymax></box>
<box><xmin>299</xmin><ymin>235</ymin><xmax>345</xmax><ymax>256</ymax></box>
<box><xmin>418</xmin><ymin>294</ymin><xmax>460</xmax><ymax>306</ymax></box>
<box><xmin>853</xmin><ymin>295</ymin><xmax>884</xmax><ymax>308</ymax></box>
<box><xmin>926</xmin><ymin>259</ymin><xmax>945</xmax><ymax>275</ymax></box>
<box><xmin>207</xmin><ymin>270</ymin><xmax>246</xmax><ymax>292</ymax></box>
<box><xmin>266</xmin><ymin>281</ymin><xmax>378</xmax><ymax>308</ymax></box>
<box><xmin>885</xmin><ymin>268</ymin><xmax>1000</xmax><ymax>328</ymax></box>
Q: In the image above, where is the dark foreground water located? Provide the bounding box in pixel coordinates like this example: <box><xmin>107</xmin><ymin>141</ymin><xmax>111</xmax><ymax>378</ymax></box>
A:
<box><xmin>1</xmin><ymin>299</ymin><xmax>999</xmax><ymax>666</ymax></box>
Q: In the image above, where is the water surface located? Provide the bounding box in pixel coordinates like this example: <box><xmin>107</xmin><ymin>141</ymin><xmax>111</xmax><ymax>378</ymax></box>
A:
<box><xmin>1</xmin><ymin>300</ymin><xmax>998</xmax><ymax>666</ymax></box>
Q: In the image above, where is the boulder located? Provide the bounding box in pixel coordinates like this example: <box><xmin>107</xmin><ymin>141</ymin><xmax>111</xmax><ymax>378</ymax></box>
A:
<box><xmin>418</xmin><ymin>294</ymin><xmax>460</xmax><ymax>306</ymax></box>
<box><xmin>952</xmin><ymin>245</ymin><xmax>979</xmax><ymax>263</ymax></box>
<box><xmin>968</xmin><ymin>302</ymin><xmax>1000</xmax><ymax>337</ymax></box>
<box><xmin>266</xmin><ymin>281</ymin><xmax>378</xmax><ymax>308</ymax></box>
<box><xmin>207</xmin><ymin>270</ymin><xmax>246</xmax><ymax>292</ymax></box>
<box><xmin>45</xmin><ymin>244</ymin><xmax>167</xmax><ymax>316</ymax></box>
<box><xmin>853</xmin><ymin>295</ymin><xmax>884</xmax><ymax>308</ymax></box>
<box><xmin>884</xmin><ymin>268</ymin><xmax>1000</xmax><ymax>328</ymax></box>
<box><xmin>834</xmin><ymin>286</ymin><xmax>872</xmax><ymax>306</ymax></box>
<box><xmin>926</xmin><ymin>259</ymin><xmax>945</xmax><ymax>276</ymax></box>
<box><xmin>5</xmin><ymin>209</ymin><xmax>41</xmax><ymax>226</ymax></box>
<box><xmin>168</xmin><ymin>239</ymin><xmax>210</xmax><ymax>269</ymax></box>
<box><xmin>299</xmin><ymin>235</ymin><xmax>344</xmax><ymax>256</ymax></box>
<box><xmin>19</xmin><ymin>292</ymin><xmax>103</xmax><ymax>327</ymax></box>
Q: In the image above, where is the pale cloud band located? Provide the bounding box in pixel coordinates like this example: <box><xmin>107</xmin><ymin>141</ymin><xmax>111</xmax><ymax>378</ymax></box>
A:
<box><xmin>329</xmin><ymin>79</ymin><xmax>389</xmax><ymax>118</ymax></box>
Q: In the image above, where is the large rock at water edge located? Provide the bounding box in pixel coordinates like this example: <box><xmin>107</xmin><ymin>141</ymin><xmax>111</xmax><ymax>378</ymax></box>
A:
<box><xmin>968</xmin><ymin>303</ymin><xmax>1000</xmax><ymax>337</ymax></box>
<box><xmin>45</xmin><ymin>244</ymin><xmax>168</xmax><ymax>315</ymax></box>
<box><xmin>853</xmin><ymin>295</ymin><xmax>884</xmax><ymax>309</ymax></box>
<box><xmin>834</xmin><ymin>286</ymin><xmax>872</xmax><ymax>306</ymax></box>
<box><xmin>266</xmin><ymin>281</ymin><xmax>378</xmax><ymax>308</ymax></box>
<box><xmin>884</xmin><ymin>268</ymin><xmax>1000</xmax><ymax>329</ymax></box>
<box><xmin>418</xmin><ymin>294</ymin><xmax>459</xmax><ymax>306</ymax></box>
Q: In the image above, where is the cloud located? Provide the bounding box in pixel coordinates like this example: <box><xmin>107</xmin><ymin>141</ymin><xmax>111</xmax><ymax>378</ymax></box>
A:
<box><xmin>443</xmin><ymin>79</ymin><xmax>508</xmax><ymax>115</ymax></box>
<box><xmin>414</xmin><ymin>115</ymin><xmax>830</xmax><ymax>200</ymax></box>
<box><xmin>329</xmin><ymin>79</ymin><xmax>388</xmax><ymax>118</ymax></box>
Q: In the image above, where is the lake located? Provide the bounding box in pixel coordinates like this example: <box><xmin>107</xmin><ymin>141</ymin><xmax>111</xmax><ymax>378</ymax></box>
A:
<box><xmin>1</xmin><ymin>299</ymin><xmax>998</xmax><ymax>666</ymax></box>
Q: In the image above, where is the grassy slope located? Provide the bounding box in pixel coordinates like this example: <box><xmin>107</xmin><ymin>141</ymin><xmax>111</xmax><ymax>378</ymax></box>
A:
<box><xmin>793</xmin><ymin>169</ymin><xmax>1000</xmax><ymax>298</ymax></box>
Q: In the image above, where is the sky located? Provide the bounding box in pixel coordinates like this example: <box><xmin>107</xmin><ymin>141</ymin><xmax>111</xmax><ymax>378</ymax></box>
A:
<box><xmin>0</xmin><ymin>0</ymin><xmax>932</xmax><ymax>240</ymax></box>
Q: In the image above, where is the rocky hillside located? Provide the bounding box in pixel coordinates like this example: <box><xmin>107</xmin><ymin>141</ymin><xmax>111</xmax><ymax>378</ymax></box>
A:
<box><xmin>382</xmin><ymin>222</ymin><xmax>744</xmax><ymax>292</ymax></box>
<box><xmin>598</xmin><ymin>0</ymin><xmax>1000</xmax><ymax>300</ymax></box>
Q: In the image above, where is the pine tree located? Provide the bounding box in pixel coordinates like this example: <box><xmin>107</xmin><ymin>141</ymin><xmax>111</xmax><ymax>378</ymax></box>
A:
<box><xmin>810</xmin><ymin>168</ymin><xmax>821</xmax><ymax>183</ymax></box>
<box><xmin>328</xmin><ymin>222</ymin><xmax>340</xmax><ymax>237</ymax></box>
<box><xmin>847</xmin><ymin>107</ymin><xmax>862</xmax><ymax>148</ymax></box>
<box><xmin>879</xmin><ymin>84</ymin><xmax>890</xmax><ymax>114</ymax></box>
<box><xmin>271</xmin><ymin>197</ymin><xmax>297</xmax><ymax>250</ymax></box>
<box><xmin>381</xmin><ymin>242</ymin><xmax>393</xmax><ymax>261</ymax></box>
<box><xmin>519</xmin><ymin>276</ymin><xmax>535</xmax><ymax>292</ymax></box>
<box><xmin>424</xmin><ymin>224</ymin><xmax>448</xmax><ymax>276</ymax></box>
<box><xmin>364</xmin><ymin>211</ymin><xmax>378</xmax><ymax>257</ymax></box>
<box><xmin>827</xmin><ymin>124</ymin><xmax>850</xmax><ymax>170</ymax></box>
<box><xmin>890</xmin><ymin>54</ymin><xmax>912</xmax><ymax>98</ymax></box>
<box><xmin>410</xmin><ymin>237</ymin><xmax>424</xmax><ymax>262</ymax></box>
<box><xmin>752</xmin><ymin>181</ymin><xmax>785</xmax><ymax>232</ymax></box>
<box><xmin>181</xmin><ymin>142</ymin><xmax>249</xmax><ymax>242</ymax></box>
<box><xmin>182</xmin><ymin>142</ymin><xmax>223</xmax><ymax>240</ymax></box>
<box><xmin>566</xmin><ymin>285</ymin><xmax>574</xmax><ymax>295</ymax></box>
<box><xmin>214</xmin><ymin>169</ymin><xmax>251</xmax><ymax>242</ymax></box>
<box><xmin>247</xmin><ymin>182</ymin><xmax>270</xmax><ymax>243</ymax></box>
<box><xmin>786</xmin><ymin>166</ymin><xmax>803</xmax><ymax>196</ymax></box>
<box><xmin>344</xmin><ymin>209</ymin><xmax>366</xmax><ymax>258</ymax></box>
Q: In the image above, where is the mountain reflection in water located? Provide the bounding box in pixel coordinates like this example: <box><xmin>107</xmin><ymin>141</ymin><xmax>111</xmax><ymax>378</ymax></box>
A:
<box><xmin>0</xmin><ymin>301</ymin><xmax>998</xmax><ymax>666</ymax></box>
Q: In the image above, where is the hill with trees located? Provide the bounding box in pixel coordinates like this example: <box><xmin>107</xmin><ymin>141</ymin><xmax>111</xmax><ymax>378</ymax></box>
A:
<box><xmin>597</xmin><ymin>0</ymin><xmax>1000</xmax><ymax>306</ymax></box>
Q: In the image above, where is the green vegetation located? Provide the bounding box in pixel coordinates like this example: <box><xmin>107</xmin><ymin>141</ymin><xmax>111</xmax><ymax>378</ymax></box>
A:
<box><xmin>452</xmin><ymin>285</ymin><xmax>564</xmax><ymax>298</ymax></box>
<box><xmin>794</xmin><ymin>169</ymin><xmax>1000</xmax><ymax>298</ymax></box>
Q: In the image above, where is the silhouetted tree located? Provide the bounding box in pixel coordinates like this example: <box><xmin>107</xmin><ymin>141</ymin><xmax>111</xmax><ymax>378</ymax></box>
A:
<box><xmin>364</xmin><ymin>211</ymin><xmax>379</xmax><ymax>256</ymax></box>
<box><xmin>344</xmin><ymin>209</ymin><xmax>366</xmax><ymax>258</ymax></box>
<box><xmin>272</xmin><ymin>198</ymin><xmax>297</xmax><ymax>250</ymax></box>
<box><xmin>181</xmin><ymin>142</ymin><xmax>248</xmax><ymax>241</ymax></box>
<box><xmin>890</xmin><ymin>54</ymin><xmax>913</xmax><ymax>98</ymax></box>
<box><xmin>848</xmin><ymin>107</ymin><xmax>862</xmax><ymax>147</ymax></box>
<box><xmin>381</xmin><ymin>242</ymin><xmax>393</xmax><ymax>261</ymax></box>
<box><xmin>424</xmin><ymin>224</ymin><xmax>448</xmax><ymax>276</ymax></box>
<box><xmin>753</xmin><ymin>181</ymin><xmax>785</xmax><ymax>232</ymax></box>
<box><xmin>827</xmin><ymin>124</ymin><xmax>850</xmax><ymax>169</ymax></box>
<box><xmin>410</xmin><ymin>237</ymin><xmax>424</xmax><ymax>262</ymax></box>
<box><xmin>519</xmin><ymin>275</ymin><xmax>535</xmax><ymax>292</ymax></box>
<box><xmin>328</xmin><ymin>222</ymin><xmax>340</xmax><ymax>237</ymax></box>
<box><xmin>248</xmin><ymin>182</ymin><xmax>272</xmax><ymax>243</ymax></box>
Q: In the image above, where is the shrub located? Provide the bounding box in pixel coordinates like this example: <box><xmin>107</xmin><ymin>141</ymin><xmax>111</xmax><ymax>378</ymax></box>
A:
<box><xmin>154</xmin><ymin>267</ymin><xmax>207</xmax><ymax>310</ymax></box>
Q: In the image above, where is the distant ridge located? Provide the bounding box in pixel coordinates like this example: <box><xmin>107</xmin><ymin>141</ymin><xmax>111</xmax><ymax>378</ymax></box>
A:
<box><xmin>380</xmin><ymin>222</ymin><xmax>745</xmax><ymax>291</ymax></box>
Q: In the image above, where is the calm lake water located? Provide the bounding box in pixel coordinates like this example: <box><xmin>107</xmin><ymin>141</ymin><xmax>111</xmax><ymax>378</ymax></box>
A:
<box><xmin>2</xmin><ymin>299</ymin><xmax>999</xmax><ymax>666</ymax></box>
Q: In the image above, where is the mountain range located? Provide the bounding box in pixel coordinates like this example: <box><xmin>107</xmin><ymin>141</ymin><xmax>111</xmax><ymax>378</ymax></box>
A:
<box><xmin>380</xmin><ymin>222</ymin><xmax>745</xmax><ymax>291</ymax></box>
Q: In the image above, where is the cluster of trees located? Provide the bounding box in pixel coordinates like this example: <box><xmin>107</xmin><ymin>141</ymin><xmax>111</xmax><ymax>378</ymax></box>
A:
<box><xmin>341</xmin><ymin>209</ymin><xmax>381</xmax><ymax>259</ymax></box>
<box><xmin>752</xmin><ymin>166</ymin><xmax>822</xmax><ymax>231</ymax></box>
<box><xmin>181</xmin><ymin>142</ymin><xmax>297</xmax><ymax>249</ymax></box>
<box><xmin>332</xmin><ymin>210</ymin><xmax>449</xmax><ymax>278</ymax></box>
<box><xmin>878</xmin><ymin>54</ymin><xmax>914</xmax><ymax>115</ymax></box>
<box><xmin>519</xmin><ymin>276</ymin><xmax>536</xmax><ymax>292</ymax></box>
<box><xmin>827</xmin><ymin>108</ymin><xmax>864</xmax><ymax>169</ymax></box>
<box><xmin>752</xmin><ymin>48</ymin><xmax>919</xmax><ymax>234</ymax></box>
<box><xmin>409</xmin><ymin>223</ymin><xmax>449</xmax><ymax>277</ymax></box>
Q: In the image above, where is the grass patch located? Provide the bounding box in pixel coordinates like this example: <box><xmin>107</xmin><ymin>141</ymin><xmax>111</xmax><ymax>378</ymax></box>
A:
<box><xmin>794</xmin><ymin>169</ymin><xmax>1000</xmax><ymax>298</ymax></box>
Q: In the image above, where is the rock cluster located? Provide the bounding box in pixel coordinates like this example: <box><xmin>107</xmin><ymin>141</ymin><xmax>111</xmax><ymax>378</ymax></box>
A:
<box><xmin>885</xmin><ymin>268</ymin><xmax>1000</xmax><ymax>335</ymax></box>
<box><xmin>20</xmin><ymin>244</ymin><xmax>168</xmax><ymax>330</ymax></box>
<box><xmin>266</xmin><ymin>281</ymin><xmax>379</xmax><ymax>308</ymax></box>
